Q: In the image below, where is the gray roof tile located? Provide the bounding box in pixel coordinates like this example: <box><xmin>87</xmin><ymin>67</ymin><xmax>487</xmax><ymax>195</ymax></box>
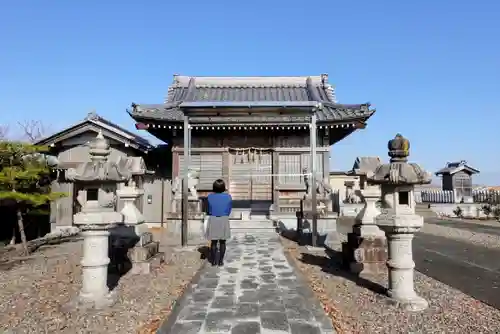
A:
<box><xmin>351</xmin><ymin>156</ymin><xmax>382</xmax><ymax>174</ymax></box>
<box><xmin>435</xmin><ymin>161</ymin><xmax>480</xmax><ymax>175</ymax></box>
<box><xmin>130</xmin><ymin>75</ymin><xmax>374</xmax><ymax>123</ymax></box>
<box><xmin>37</xmin><ymin>112</ymin><xmax>152</xmax><ymax>150</ymax></box>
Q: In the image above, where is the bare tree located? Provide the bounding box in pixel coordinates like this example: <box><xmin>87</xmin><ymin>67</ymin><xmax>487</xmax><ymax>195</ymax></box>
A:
<box><xmin>0</xmin><ymin>125</ymin><xmax>9</xmax><ymax>140</ymax></box>
<box><xmin>17</xmin><ymin>120</ymin><xmax>51</xmax><ymax>143</ymax></box>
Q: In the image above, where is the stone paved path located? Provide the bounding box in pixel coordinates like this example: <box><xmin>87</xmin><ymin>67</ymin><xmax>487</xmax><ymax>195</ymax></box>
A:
<box><xmin>160</xmin><ymin>233</ymin><xmax>335</xmax><ymax>334</ymax></box>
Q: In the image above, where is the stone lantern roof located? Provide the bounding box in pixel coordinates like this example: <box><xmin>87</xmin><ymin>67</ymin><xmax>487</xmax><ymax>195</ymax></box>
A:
<box><xmin>66</xmin><ymin>131</ymin><xmax>132</xmax><ymax>183</ymax></box>
<box><xmin>367</xmin><ymin>134</ymin><xmax>432</xmax><ymax>185</ymax></box>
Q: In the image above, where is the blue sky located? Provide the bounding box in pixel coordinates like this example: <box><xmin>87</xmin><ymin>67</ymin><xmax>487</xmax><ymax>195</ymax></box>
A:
<box><xmin>1</xmin><ymin>1</ymin><xmax>499</xmax><ymax>184</ymax></box>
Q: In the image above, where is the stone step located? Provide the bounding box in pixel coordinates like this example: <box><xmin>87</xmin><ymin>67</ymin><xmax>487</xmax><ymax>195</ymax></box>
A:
<box><xmin>230</xmin><ymin>220</ymin><xmax>276</xmax><ymax>232</ymax></box>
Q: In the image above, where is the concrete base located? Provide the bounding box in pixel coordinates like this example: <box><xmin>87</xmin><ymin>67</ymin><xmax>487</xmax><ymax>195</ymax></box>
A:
<box><xmin>128</xmin><ymin>241</ymin><xmax>159</xmax><ymax>261</ymax></box>
<box><xmin>386</xmin><ymin>293</ymin><xmax>429</xmax><ymax>312</ymax></box>
<box><xmin>342</xmin><ymin>233</ymin><xmax>387</xmax><ymax>275</ymax></box>
<box><xmin>63</xmin><ymin>289</ymin><xmax>117</xmax><ymax>311</ymax></box>
<box><xmin>128</xmin><ymin>241</ymin><xmax>161</xmax><ymax>275</ymax></box>
<box><xmin>129</xmin><ymin>252</ymin><xmax>165</xmax><ymax>274</ymax></box>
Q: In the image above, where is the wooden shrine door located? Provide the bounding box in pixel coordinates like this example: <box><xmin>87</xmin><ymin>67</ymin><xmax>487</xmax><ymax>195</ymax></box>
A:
<box><xmin>230</xmin><ymin>151</ymin><xmax>273</xmax><ymax>213</ymax></box>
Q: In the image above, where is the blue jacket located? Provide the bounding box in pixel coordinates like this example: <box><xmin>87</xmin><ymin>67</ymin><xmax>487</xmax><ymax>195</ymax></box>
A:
<box><xmin>207</xmin><ymin>193</ymin><xmax>232</xmax><ymax>217</ymax></box>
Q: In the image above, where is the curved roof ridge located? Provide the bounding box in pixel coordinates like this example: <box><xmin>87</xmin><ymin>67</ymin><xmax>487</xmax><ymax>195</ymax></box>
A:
<box><xmin>172</xmin><ymin>75</ymin><xmax>328</xmax><ymax>87</ymax></box>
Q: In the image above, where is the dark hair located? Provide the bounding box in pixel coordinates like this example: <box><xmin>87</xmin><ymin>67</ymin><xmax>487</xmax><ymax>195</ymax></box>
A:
<box><xmin>212</xmin><ymin>179</ymin><xmax>226</xmax><ymax>193</ymax></box>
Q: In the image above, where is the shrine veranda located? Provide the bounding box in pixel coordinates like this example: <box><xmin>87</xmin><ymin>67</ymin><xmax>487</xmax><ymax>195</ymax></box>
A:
<box><xmin>129</xmin><ymin>75</ymin><xmax>375</xmax><ymax>223</ymax></box>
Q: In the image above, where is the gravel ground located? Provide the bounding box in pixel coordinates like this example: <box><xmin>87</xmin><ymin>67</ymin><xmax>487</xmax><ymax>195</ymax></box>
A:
<box><xmin>444</xmin><ymin>218</ymin><xmax>500</xmax><ymax>228</ymax></box>
<box><xmin>421</xmin><ymin>220</ymin><xmax>500</xmax><ymax>250</ymax></box>
<box><xmin>281</xmin><ymin>235</ymin><xmax>500</xmax><ymax>334</ymax></box>
<box><xmin>0</xmin><ymin>240</ymin><xmax>204</xmax><ymax>334</ymax></box>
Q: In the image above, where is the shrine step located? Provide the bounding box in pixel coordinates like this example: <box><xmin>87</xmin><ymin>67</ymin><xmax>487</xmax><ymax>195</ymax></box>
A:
<box><xmin>230</xmin><ymin>219</ymin><xmax>277</xmax><ymax>233</ymax></box>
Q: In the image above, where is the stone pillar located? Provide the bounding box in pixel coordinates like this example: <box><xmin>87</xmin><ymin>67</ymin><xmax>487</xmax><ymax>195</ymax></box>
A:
<box><xmin>378</xmin><ymin>217</ymin><xmax>428</xmax><ymax>311</ymax></box>
<box><xmin>71</xmin><ymin>195</ymin><xmax>123</xmax><ymax>309</ymax></box>
<box><xmin>342</xmin><ymin>185</ymin><xmax>387</xmax><ymax>274</ymax></box>
<box><xmin>79</xmin><ymin>228</ymin><xmax>115</xmax><ymax>308</ymax></box>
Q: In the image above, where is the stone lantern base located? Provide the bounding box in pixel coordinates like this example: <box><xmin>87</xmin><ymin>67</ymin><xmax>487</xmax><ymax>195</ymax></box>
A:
<box><xmin>377</xmin><ymin>211</ymin><xmax>429</xmax><ymax>312</ymax></box>
<box><xmin>386</xmin><ymin>290</ymin><xmax>429</xmax><ymax>312</ymax></box>
<box><xmin>114</xmin><ymin>186</ymin><xmax>164</xmax><ymax>275</ymax></box>
<box><xmin>127</xmin><ymin>231</ymin><xmax>163</xmax><ymax>275</ymax></box>
<box><xmin>342</xmin><ymin>232</ymin><xmax>387</xmax><ymax>275</ymax></box>
<box><xmin>66</xmin><ymin>291</ymin><xmax>118</xmax><ymax>311</ymax></box>
<box><xmin>110</xmin><ymin>224</ymin><xmax>163</xmax><ymax>275</ymax></box>
<box><xmin>341</xmin><ymin>186</ymin><xmax>388</xmax><ymax>275</ymax></box>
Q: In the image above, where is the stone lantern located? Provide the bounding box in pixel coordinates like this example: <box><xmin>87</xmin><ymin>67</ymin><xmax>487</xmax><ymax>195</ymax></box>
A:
<box><xmin>342</xmin><ymin>159</ymin><xmax>385</xmax><ymax>275</ymax></box>
<box><xmin>367</xmin><ymin>134</ymin><xmax>432</xmax><ymax>312</ymax></box>
<box><xmin>114</xmin><ymin>156</ymin><xmax>161</xmax><ymax>274</ymax></box>
<box><xmin>66</xmin><ymin>131</ymin><xmax>131</xmax><ymax>309</ymax></box>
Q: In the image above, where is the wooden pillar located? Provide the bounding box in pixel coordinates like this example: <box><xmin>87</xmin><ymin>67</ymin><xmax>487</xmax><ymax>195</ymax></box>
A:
<box><xmin>322</xmin><ymin>151</ymin><xmax>330</xmax><ymax>182</ymax></box>
<box><xmin>272</xmin><ymin>150</ymin><xmax>280</xmax><ymax>213</ymax></box>
<box><xmin>172</xmin><ymin>151</ymin><xmax>180</xmax><ymax>177</ymax></box>
<box><xmin>182</xmin><ymin>117</ymin><xmax>190</xmax><ymax>247</ymax></box>
<box><xmin>322</xmin><ymin>128</ymin><xmax>330</xmax><ymax>181</ymax></box>
<box><xmin>310</xmin><ymin>113</ymin><xmax>318</xmax><ymax>247</ymax></box>
<box><xmin>222</xmin><ymin>149</ymin><xmax>230</xmax><ymax>187</ymax></box>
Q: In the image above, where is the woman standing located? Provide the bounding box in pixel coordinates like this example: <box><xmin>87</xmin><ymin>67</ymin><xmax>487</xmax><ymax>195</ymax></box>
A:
<box><xmin>206</xmin><ymin>179</ymin><xmax>232</xmax><ymax>266</ymax></box>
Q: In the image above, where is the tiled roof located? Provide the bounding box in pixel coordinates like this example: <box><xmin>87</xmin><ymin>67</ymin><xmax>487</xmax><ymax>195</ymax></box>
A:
<box><xmin>130</xmin><ymin>75</ymin><xmax>375</xmax><ymax>123</ymax></box>
<box><xmin>36</xmin><ymin>112</ymin><xmax>152</xmax><ymax>151</ymax></box>
<box><xmin>351</xmin><ymin>156</ymin><xmax>382</xmax><ymax>174</ymax></box>
<box><xmin>87</xmin><ymin>113</ymin><xmax>151</xmax><ymax>147</ymax></box>
<box><xmin>435</xmin><ymin>161</ymin><xmax>480</xmax><ymax>175</ymax></box>
<box><xmin>165</xmin><ymin>75</ymin><xmax>336</xmax><ymax>103</ymax></box>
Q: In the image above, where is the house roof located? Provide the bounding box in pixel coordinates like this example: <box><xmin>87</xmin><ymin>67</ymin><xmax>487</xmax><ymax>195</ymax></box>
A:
<box><xmin>435</xmin><ymin>160</ymin><xmax>480</xmax><ymax>176</ymax></box>
<box><xmin>35</xmin><ymin>112</ymin><xmax>153</xmax><ymax>152</ymax></box>
<box><xmin>129</xmin><ymin>74</ymin><xmax>375</xmax><ymax>123</ymax></box>
<box><xmin>351</xmin><ymin>156</ymin><xmax>382</xmax><ymax>174</ymax></box>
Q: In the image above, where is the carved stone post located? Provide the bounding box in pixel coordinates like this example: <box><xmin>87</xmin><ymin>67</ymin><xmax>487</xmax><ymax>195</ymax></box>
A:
<box><xmin>116</xmin><ymin>175</ymin><xmax>161</xmax><ymax>275</ymax></box>
<box><xmin>118</xmin><ymin>182</ymin><xmax>145</xmax><ymax>228</ymax></box>
<box><xmin>342</xmin><ymin>183</ymin><xmax>387</xmax><ymax>274</ymax></box>
<box><xmin>353</xmin><ymin>186</ymin><xmax>384</xmax><ymax>236</ymax></box>
<box><xmin>368</xmin><ymin>133</ymin><xmax>432</xmax><ymax>312</ymax></box>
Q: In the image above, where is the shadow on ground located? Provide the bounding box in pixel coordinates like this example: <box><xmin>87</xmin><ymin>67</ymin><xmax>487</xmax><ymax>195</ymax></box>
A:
<box><xmin>281</xmin><ymin>231</ymin><xmax>387</xmax><ymax>296</ymax></box>
<box><xmin>197</xmin><ymin>245</ymin><xmax>209</xmax><ymax>260</ymax></box>
<box><xmin>277</xmin><ymin>221</ymin><xmax>328</xmax><ymax>247</ymax></box>
<box><xmin>107</xmin><ymin>225</ymin><xmax>136</xmax><ymax>291</ymax></box>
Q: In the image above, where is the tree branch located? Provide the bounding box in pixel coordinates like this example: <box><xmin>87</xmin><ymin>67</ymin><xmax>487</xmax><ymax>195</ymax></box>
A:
<box><xmin>17</xmin><ymin>120</ymin><xmax>51</xmax><ymax>143</ymax></box>
<box><xmin>0</xmin><ymin>125</ymin><xmax>9</xmax><ymax>140</ymax></box>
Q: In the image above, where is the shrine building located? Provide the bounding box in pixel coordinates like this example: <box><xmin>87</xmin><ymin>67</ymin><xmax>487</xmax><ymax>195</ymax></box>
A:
<box><xmin>129</xmin><ymin>74</ymin><xmax>375</xmax><ymax>218</ymax></box>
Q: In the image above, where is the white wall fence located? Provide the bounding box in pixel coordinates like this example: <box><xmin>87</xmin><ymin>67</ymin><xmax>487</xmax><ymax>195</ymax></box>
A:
<box><xmin>416</xmin><ymin>190</ymin><xmax>500</xmax><ymax>204</ymax></box>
